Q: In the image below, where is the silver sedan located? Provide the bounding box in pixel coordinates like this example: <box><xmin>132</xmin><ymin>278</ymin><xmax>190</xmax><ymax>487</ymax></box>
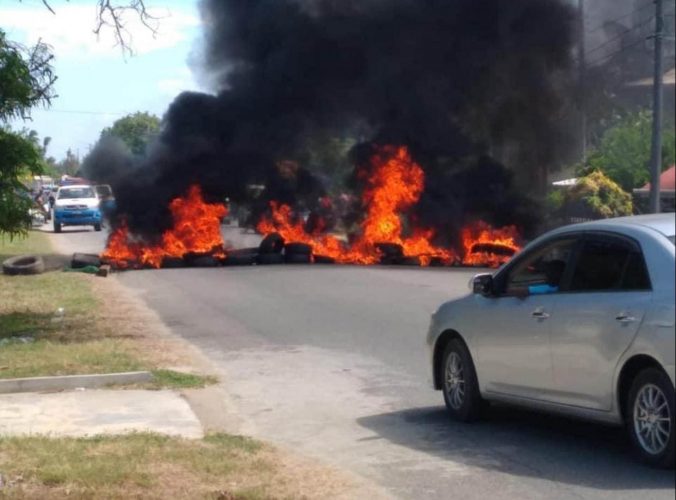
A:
<box><xmin>427</xmin><ymin>214</ymin><xmax>675</xmax><ymax>468</ymax></box>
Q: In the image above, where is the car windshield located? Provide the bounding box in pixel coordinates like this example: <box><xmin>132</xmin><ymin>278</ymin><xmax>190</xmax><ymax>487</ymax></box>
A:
<box><xmin>95</xmin><ymin>185</ymin><xmax>112</xmax><ymax>197</ymax></box>
<box><xmin>58</xmin><ymin>187</ymin><xmax>95</xmax><ymax>199</ymax></box>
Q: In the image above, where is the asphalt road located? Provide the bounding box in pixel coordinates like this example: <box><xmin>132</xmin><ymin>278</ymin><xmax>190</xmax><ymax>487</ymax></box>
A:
<box><xmin>49</xmin><ymin>224</ymin><xmax>675</xmax><ymax>500</ymax></box>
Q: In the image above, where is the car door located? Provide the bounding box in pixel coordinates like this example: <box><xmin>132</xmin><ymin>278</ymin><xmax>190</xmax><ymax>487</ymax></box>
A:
<box><xmin>474</xmin><ymin>236</ymin><xmax>580</xmax><ymax>400</ymax></box>
<box><xmin>549</xmin><ymin>232</ymin><xmax>653</xmax><ymax>411</ymax></box>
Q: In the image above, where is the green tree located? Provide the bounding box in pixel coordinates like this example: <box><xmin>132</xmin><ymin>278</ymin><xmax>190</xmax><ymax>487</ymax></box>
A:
<box><xmin>0</xmin><ymin>29</ymin><xmax>56</xmax><ymax>237</ymax></box>
<box><xmin>100</xmin><ymin>112</ymin><xmax>161</xmax><ymax>156</ymax></box>
<box><xmin>582</xmin><ymin>110</ymin><xmax>676</xmax><ymax>191</ymax></box>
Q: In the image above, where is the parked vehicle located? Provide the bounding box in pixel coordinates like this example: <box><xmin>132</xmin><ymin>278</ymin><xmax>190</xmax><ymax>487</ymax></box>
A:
<box><xmin>427</xmin><ymin>214</ymin><xmax>675</xmax><ymax>467</ymax></box>
<box><xmin>53</xmin><ymin>185</ymin><xmax>102</xmax><ymax>233</ymax></box>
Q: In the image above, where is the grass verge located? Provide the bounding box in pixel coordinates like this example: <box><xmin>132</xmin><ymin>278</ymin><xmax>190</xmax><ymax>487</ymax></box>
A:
<box><xmin>0</xmin><ymin>231</ymin><xmax>215</xmax><ymax>388</ymax></box>
<box><xmin>0</xmin><ymin>432</ymin><xmax>276</xmax><ymax>499</ymax></box>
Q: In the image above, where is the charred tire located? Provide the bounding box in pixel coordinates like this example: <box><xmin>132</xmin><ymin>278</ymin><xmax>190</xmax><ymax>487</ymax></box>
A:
<box><xmin>259</xmin><ymin>233</ymin><xmax>285</xmax><ymax>254</ymax></box>
<box><xmin>2</xmin><ymin>255</ymin><xmax>45</xmax><ymax>276</ymax></box>
<box><xmin>94</xmin><ymin>223</ymin><xmax>102</xmax><ymax>232</ymax></box>
<box><xmin>441</xmin><ymin>339</ymin><xmax>483</xmax><ymax>422</ymax></box>
<box><xmin>54</xmin><ymin>221</ymin><xmax>62</xmax><ymax>233</ymax></box>
<box><xmin>257</xmin><ymin>253</ymin><xmax>285</xmax><ymax>265</ymax></box>
<box><xmin>375</xmin><ymin>242</ymin><xmax>403</xmax><ymax>258</ymax></box>
<box><xmin>187</xmin><ymin>256</ymin><xmax>220</xmax><ymax>267</ymax></box>
<box><xmin>223</xmin><ymin>254</ymin><xmax>257</xmax><ymax>266</ymax></box>
<box><xmin>314</xmin><ymin>255</ymin><xmax>335</xmax><ymax>264</ymax></box>
<box><xmin>72</xmin><ymin>253</ymin><xmax>102</xmax><ymax>269</ymax></box>
<box><xmin>284</xmin><ymin>253</ymin><xmax>312</xmax><ymax>264</ymax></box>
<box><xmin>626</xmin><ymin>368</ymin><xmax>675</xmax><ymax>468</ymax></box>
<box><xmin>284</xmin><ymin>242</ymin><xmax>312</xmax><ymax>255</ymax></box>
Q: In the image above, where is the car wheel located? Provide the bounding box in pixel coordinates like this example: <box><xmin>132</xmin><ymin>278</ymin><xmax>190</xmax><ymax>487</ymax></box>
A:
<box><xmin>442</xmin><ymin>339</ymin><xmax>483</xmax><ymax>422</ymax></box>
<box><xmin>54</xmin><ymin>222</ymin><xmax>62</xmax><ymax>233</ymax></box>
<box><xmin>94</xmin><ymin>223</ymin><xmax>102</xmax><ymax>232</ymax></box>
<box><xmin>627</xmin><ymin>368</ymin><xmax>675</xmax><ymax>468</ymax></box>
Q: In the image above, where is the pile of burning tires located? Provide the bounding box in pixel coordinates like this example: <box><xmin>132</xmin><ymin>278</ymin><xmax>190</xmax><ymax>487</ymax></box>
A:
<box><xmin>225</xmin><ymin>233</ymin><xmax>324</xmax><ymax>266</ymax></box>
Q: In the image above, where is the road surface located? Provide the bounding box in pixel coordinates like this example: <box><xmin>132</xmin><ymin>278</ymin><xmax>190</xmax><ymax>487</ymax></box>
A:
<box><xmin>47</xmin><ymin>223</ymin><xmax>675</xmax><ymax>500</ymax></box>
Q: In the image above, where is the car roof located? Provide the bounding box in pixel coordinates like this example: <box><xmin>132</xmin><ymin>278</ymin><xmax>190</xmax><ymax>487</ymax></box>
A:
<box><xmin>560</xmin><ymin>213</ymin><xmax>675</xmax><ymax>238</ymax></box>
<box><xmin>58</xmin><ymin>185</ymin><xmax>93</xmax><ymax>190</ymax></box>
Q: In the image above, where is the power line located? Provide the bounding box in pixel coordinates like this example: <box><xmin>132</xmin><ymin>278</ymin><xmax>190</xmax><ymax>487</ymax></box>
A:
<box><xmin>586</xmin><ymin>37</ymin><xmax>648</xmax><ymax>66</ymax></box>
<box><xmin>586</xmin><ymin>2</ymin><xmax>653</xmax><ymax>35</ymax></box>
<box><xmin>586</xmin><ymin>15</ymin><xmax>655</xmax><ymax>57</ymax></box>
<box><xmin>38</xmin><ymin>109</ymin><xmax>127</xmax><ymax>116</ymax></box>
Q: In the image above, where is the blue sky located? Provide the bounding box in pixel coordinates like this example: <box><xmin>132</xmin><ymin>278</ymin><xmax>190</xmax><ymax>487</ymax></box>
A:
<box><xmin>1</xmin><ymin>0</ymin><xmax>205</xmax><ymax>160</ymax></box>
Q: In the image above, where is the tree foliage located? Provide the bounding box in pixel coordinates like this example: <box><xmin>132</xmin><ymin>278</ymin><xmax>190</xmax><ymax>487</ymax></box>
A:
<box><xmin>0</xmin><ymin>29</ymin><xmax>56</xmax><ymax>237</ymax></box>
<box><xmin>100</xmin><ymin>112</ymin><xmax>160</xmax><ymax>156</ymax></box>
<box><xmin>581</xmin><ymin>110</ymin><xmax>676</xmax><ymax>191</ymax></box>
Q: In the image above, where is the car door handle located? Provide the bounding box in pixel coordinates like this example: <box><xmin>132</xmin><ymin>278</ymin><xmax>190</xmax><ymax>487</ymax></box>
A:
<box><xmin>616</xmin><ymin>313</ymin><xmax>636</xmax><ymax>323</ymax></box>
<box><xmin>531</xmin><ymin>309</ymin><xmax>550</xmax><ymax>319</ymax></box>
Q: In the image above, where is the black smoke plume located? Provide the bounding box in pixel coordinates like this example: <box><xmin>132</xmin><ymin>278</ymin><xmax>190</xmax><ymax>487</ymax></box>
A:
<box><xmin>101</xmin><ymin>0</ymin><xmax>575</xmax><ymax>240</ymax></box>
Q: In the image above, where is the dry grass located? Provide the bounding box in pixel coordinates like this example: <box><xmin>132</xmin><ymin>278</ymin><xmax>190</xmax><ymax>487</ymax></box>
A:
<box><xmin>0</xmin><ymin>433</ymin><xmax>363</xmax><ymax>500</ymax></box>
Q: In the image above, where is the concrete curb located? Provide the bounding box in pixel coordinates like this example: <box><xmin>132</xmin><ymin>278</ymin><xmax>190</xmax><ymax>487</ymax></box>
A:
<box><xmin>0</xmin><ymin>371</ymin><xmax>153</xmax><ymax>394</ymax></box>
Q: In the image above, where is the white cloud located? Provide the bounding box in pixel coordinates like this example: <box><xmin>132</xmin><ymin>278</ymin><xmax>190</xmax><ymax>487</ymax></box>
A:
<box><xmin>1</xmin><ymin>3</ymin><xmax>200</xmax><ymax>60</ymax></box>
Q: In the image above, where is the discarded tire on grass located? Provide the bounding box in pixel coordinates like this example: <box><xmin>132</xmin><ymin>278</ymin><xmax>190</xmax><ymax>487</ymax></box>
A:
<box><xmin>256</xmin><ymin>253</ymin><xmax>285</xmax><ymax>265</ymax></box>
<box><xmin>2</xmin><ymin>255</ymin><xmax>45</xmax><ymax>276</ymax></box>
<box><xmin>259</xmin><ymin>233</ymin><xmax>285</xmax><ymax>254</ymax></box>
<box><xmin>284</xmin><ymin>253</ymin><xmax>312</xmax><ymax>264</ymax></box>
<box><xmin>284</xmin><ymin>242</ymin><xmax>312</xmax><ymax>255</ymax></box>
<box><xmin>72</xmin><ymin>253</ymin><xmax>102</xmax><ymax>269</ymax></box>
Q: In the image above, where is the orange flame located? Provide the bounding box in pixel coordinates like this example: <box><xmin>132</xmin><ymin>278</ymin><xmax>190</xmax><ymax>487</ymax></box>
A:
<box><xmin>102</xmin><ymin>185</ymin><xmax>227</xmax><ymax>269</ymax></box>
<box><xmin>460</xmin><ymin>221</ymin><xmax>521</xmax><ymax>268</ymax></box>
<box><xmin>258</xmin><ymin>145</ymin><xmax>457</xmax><ymax>265</ymax></box>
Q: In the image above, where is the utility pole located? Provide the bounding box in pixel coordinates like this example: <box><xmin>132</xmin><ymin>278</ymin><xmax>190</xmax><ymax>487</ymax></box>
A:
<box><xmin>578</xmin><ymin>0</ymin><xmax>587</xmax><ymax>164</ymax></box>
<box><xmin>649</xmin><ymin>0</ymin><xmax>664</xmax><ymax>213</ymax></box>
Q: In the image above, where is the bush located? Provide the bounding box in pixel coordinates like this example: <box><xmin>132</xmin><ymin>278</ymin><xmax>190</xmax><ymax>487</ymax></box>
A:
<box><xmin>560</xmin><ymin>171</ymin><xmax>632</xmax><ymax>219</ymax></box>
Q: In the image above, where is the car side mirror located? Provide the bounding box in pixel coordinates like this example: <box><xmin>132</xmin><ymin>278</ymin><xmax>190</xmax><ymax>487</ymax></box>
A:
<box><xmin>470</xmin><ymin>273</ymin><xmax>494</xmax><ymax>297</ymax></box>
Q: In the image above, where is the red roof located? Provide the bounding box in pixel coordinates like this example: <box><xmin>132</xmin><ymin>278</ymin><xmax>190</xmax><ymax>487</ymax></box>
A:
<box><xmin>642</xmin><ymin>165</ymin><xmax>676</xmax><ymax>191</ymax></box>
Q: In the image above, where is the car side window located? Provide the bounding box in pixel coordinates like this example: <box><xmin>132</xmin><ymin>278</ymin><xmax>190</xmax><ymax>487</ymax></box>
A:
<box><xmin>569</xmin><ymin>236</ymin><xmax>651</xmax><ymax>292</ymax></box>
<box><xmin>503</xmin><ymin>238</ymin><xmax>577</xmax><ymax>295</ymax></box>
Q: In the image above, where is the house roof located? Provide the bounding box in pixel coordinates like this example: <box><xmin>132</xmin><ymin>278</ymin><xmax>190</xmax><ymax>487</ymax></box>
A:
<box><xmin>639</xmin><ymin>165</ymin><xmax>676</xmax><ymax>191</ymax></box>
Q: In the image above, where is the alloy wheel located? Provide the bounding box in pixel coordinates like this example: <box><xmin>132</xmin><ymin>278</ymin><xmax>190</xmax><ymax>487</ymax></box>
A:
<box><xmin>633</xmin><ymin>383</ymin><xmax>672</xmax><ymax>456</ymax></box>
<box><xmin>445</xmin><ymin>351</ymin><xmax>465</xmax><ymax>410</ymax></box>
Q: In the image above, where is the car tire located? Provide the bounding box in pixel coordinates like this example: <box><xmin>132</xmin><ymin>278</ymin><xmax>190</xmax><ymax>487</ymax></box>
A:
<box><xmin>284</xmin><ymin>242</ymin><xmax>312</xmax><ymax>255</ymax></box>
<box><xmin>2</xmin><ymin>255</ymin><xmax>45</xmax><ymax>276</ymax></box>
<box><xmin>54</xmin><ymin>222</ymin><xmax>62</xmax><ymax>233</ymax></box>
<box><xmin>94</xmin><ymin>223</ymin><xmax>102</xmax><ymax>232</ymax></box>
<box><xmin>257</xmin><ymin>253</ymin><xmax>285</xmax><ymax>265</ymax></box>
<box><xmin>441</xmin><ymin>338</ymin><xmax>483</xmax><ymax>422</ymax></box>
<box><xmin>259</xmin><ymin>233</ymin><xmax>285</xmax><ymax>254</ymax></box>
<box><xmin>626</xmin><ymin>368</ymin><xmax>675</xmax><ymax>468</ymax></box>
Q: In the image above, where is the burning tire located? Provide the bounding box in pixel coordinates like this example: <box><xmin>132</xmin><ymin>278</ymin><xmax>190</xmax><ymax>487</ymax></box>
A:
<box><xmin>257</xmin><ymin>253</ymin><xmax>285</xmax><ymax>265</ymax></box>
<box><xmin>161</xmin><ymin>257</ymin><xmax>185</xmax><ymax>269</ymax></box>
<box><xmin>259</xmin><ymin>233</ymin><xmax>285</xmax><ymax>254</ymax></box>
<box><xmin>314</xmin><ymin>255</ymin><xmax>335</xmax><ymax>264</ymax></box>
<box><xmin>223</xmin><ymin>248</ymin><xmax>258</xmax><ymax>266</ymax></box>
<box><xmin>72</xmin><ymin>253</ymin><xmax>102</xmax><ymax>269</ymax></box>
<box><xmin>284</xmin><ymin>253</ymin><xmax>312</xmax><ymax>264</ymax></box>
<box><xmin>2</xmin><ymin>255</ymin><xmax>45</xmax><ymax>276</ymax></box>
<box><xmin>186</xmin><ymin>255</ymin><xmax>220</xmax><ymax>267</ymax></box>
<box><xmin>284</xmin><ymin>242</ymin><xmax>312</xmax><ymax>255</ymax></box>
